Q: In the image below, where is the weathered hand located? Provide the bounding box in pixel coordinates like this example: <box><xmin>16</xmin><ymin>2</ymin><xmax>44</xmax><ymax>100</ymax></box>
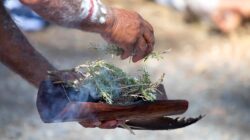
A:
<box><xmin>101</xmin><ymin>8</ymin><xmax>155</xmax><ymax>62</ymax></box>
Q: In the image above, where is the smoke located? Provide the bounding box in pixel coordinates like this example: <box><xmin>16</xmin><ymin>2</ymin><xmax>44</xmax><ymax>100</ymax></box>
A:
<box><xmin>37</xmin><ymin>80</ymin><xmax>99</xmax><ymax>123</ymax></box>
<box><xmin>36</xmin><ymin>61</ymin><xmax>143</xmax><ymax>123</ymax></box>
<box><xmin>79</xmin><ymin>83</ymin><xmax>100</xmax><ymax>101</ymax></box>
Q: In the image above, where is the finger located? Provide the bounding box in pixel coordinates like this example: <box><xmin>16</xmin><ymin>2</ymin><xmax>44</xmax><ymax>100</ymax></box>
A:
<box><xmin>79</xmin><ymin>120</ymin><xmax>101</xmax><ymax>128</ymax></box>
<box><xmin>138</xmin><ymin>37</ymin><xmax>148</xmax><ymax>52</ymax></box>
<box><xmin>143</xmin><ymin>26</ymin><xmax>155</xmax><ymax>46</ymax></box>
<box><xmin>143</xmin><ymin>28</ymin><xmax>155</xmax><ymax>54</ymax></box>
<box><xmin>146</xmin><ymin>43</ymin><xmax>153</xmax><ymax>54</ymax></box>
<box><xmin>144</xmin><ymin>20</ymin><xmax>154</xmax><ymax>33</ymax></box>
<box><xmin>132</xmin><ymin>38</ymin><xmax>147</xmax><ymax>62</ymax></box>
<box><xmin>121</xmin><ymin>45</ymin><xmax>133</xmax><ymax>60</ymax></box>
<box><xmin>99</xmin><ymin>120</ymin><xmax>119</xmax><ymax>129</ymax></box>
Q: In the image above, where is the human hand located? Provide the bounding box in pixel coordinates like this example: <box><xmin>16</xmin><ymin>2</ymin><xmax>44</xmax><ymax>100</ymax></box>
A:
<box><xmin>101</xmin><ymin>8</ymin><xmax>155</xmax><ymax>62</ymax></box>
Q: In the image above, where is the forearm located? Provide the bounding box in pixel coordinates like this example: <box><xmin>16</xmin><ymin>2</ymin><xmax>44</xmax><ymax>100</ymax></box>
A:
<box><xmin>20</xmin><ymin>0</ymin><xmax>111</xmax><ymax>32</ymax></box>
<box><xmin>20</xmin><ymin>0</ymin><xmax>155</xmax><ymax>63</ymax></box>
<box><xmin>0</xmin><ymin>3</ymin><xmax>55</xmax><ymax>88</ymax></box>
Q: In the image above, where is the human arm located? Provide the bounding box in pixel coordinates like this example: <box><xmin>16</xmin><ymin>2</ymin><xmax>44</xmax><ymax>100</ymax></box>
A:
<box><xmin>0</xmin><ymin>2</ymin><xmax>55</xmax><ymax>88</ymax></box>
<box><xmin>0</xmin><ymin>2</ymin><xmax>119</xmax><ymax>128</ymax></box>
<box><xmin>20</xmin><ymin>0</ymin><xmax>155</xmax><ymax>62</ymax></box>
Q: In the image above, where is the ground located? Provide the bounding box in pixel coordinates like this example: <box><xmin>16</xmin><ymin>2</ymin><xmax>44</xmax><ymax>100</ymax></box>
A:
<box><xmin>0</xmin><ymin>0</ymin><xmax>250</xmax><ymax>140</ymax></box>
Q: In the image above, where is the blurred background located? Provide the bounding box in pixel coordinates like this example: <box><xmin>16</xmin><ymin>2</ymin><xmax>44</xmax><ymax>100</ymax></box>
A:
<box><xmin>1</xmin><ymin>0</ymin><xmax>250</xmax><ymax>140</ymax></box>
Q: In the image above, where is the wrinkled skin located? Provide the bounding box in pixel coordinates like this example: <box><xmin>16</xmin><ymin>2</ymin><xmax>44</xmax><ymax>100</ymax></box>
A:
<box><xmin>101</xmin><ymin>8</ymin><xmax>155</xmax><ymax>62</ymax></box>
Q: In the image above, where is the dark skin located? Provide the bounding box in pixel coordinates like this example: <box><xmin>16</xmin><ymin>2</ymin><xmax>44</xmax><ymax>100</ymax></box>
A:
<box><xmin>0</xmin><ymin>0</ymin><xmax>155</xmax><ymax>128</ymax></box>
<box><xmin>0</xmin><ymin>2</ymin><xmax>54</xmax><ymax>88</ymax></box>
<box><xmin>20</xmin><ymin>0</ymin><xmax>155</xmax><ymax>62</ymax></box>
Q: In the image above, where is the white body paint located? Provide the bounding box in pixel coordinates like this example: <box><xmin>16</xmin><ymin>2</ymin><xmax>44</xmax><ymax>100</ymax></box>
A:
<box><xmin>80</xmin><ymin>0</ymin><xmax>92</xmax><ymax>19</ymax></box>
<box><xmin>7</xmin><ymin>0</ymin><xmax>108</xmax><ymax>28</ymax></box>
<box><xmin>80</xmin><ymin>0</ymin><xmax>107</xmax><ymax>24</ymax></box>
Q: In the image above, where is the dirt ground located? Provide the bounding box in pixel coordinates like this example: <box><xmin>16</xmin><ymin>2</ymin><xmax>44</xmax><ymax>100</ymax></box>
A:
<box><xmin>1</xmin><ymin>0</ymin><xmax>250</xmax><ymax>140</ymax></box>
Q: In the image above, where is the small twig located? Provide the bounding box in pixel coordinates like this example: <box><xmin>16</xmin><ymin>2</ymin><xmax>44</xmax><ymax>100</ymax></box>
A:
<box><xmin>119</xmin><ymin>84</ymin><xmax>151</xmax><ymax>89</ymax></box>
<box><xmin>119</xmin><ymin>122</ymin><xmax>135</xmax><ymax>135</ymax></box>
<box><xmin>155</xmin><ymin>88</ymin><xmax>165</xmax><ymax>95</ymax></box>
<box><xmin>61</xmin><ymin>84</ymin><xmax>72</xmax><ymax>103</ymax></box>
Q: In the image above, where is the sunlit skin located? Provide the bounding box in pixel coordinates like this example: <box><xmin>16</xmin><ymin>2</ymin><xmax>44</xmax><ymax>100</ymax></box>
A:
<box><xmin>101</xmin><ymin>8</ymin><xmax>154</xmax><ymax>62</ymax></box>
<box><xmin>1</xmin><ymin>0</ymin><xmax>155</xmax><ymax>129</ymax></box>
<box><xmin>20</xmin><ymin>0</ymin><xmax>155</xmax><ymax>62</ymax></box>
